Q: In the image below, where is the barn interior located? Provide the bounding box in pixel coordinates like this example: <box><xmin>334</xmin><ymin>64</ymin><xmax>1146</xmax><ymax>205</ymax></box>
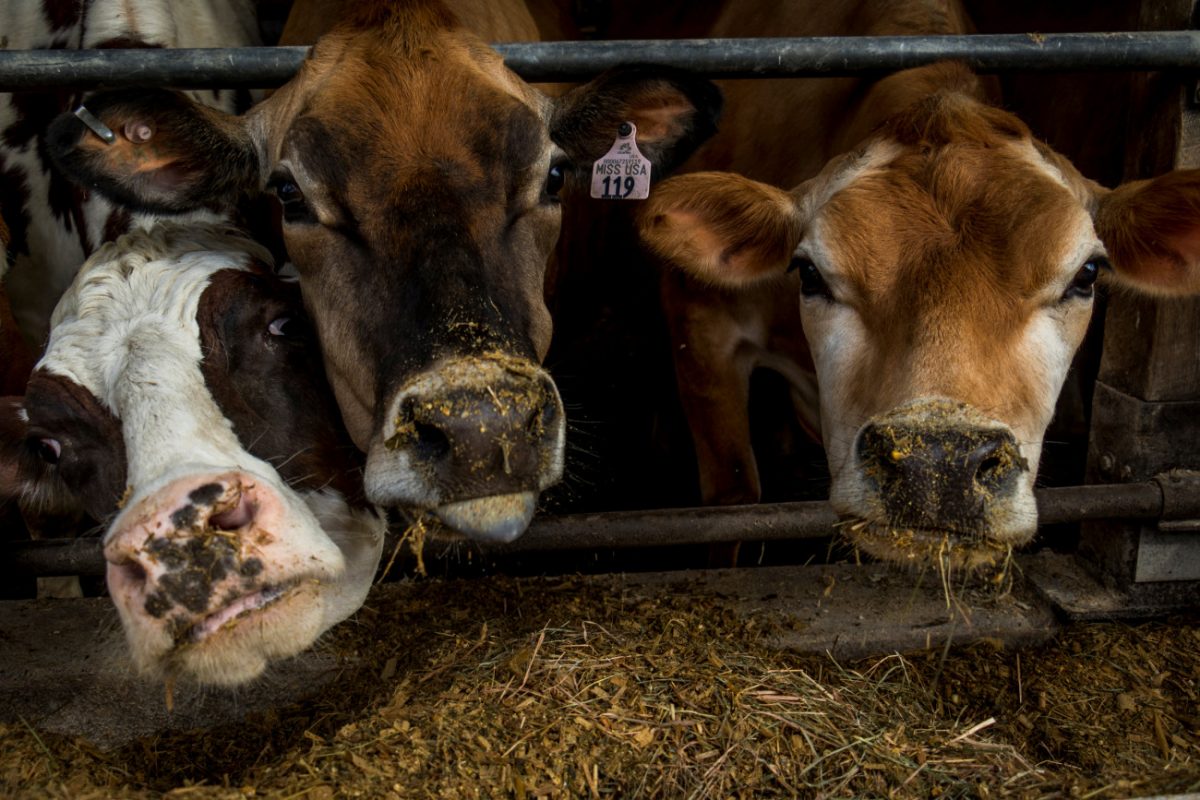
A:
<box><xmin>1</xmin><ymin>0</ymin><xmax>1198</xmax><ymax>796</ymax></box>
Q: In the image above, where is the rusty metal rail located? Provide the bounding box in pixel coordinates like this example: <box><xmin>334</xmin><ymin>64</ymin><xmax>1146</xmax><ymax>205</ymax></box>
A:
<box><xmin>1</xmin><ymin>32</ymin><xmax>1200</xmax><ymax>90</ymax></box>
<box><xmin>2</xmin><ymin>479</ymin><xmax>1186</xmax><ymax>577</ymax></box>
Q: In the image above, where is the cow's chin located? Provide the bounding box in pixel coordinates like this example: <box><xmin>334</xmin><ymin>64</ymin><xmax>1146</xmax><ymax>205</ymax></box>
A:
<box><xmin>840</xmin><ymin>520</ymin><xmax>1017</xmax><ymax>574</ymax></box>
<box><xmin>162</xmin><ymin>580</ymin><xmax>325</xmax><ymax>686</ymax></box>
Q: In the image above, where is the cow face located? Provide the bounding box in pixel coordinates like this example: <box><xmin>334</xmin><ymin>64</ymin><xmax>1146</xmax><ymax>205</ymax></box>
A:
<box><xmin>638</xmin><ymin>92</ymin><xmax>1200</xmax><ymax>572</ymax></box>
<box><xmin>0</xmin><ymin>223</ymin><xmax>384</xmax><ymax>686</ymax></box>
<box><xmin>45</xmin><ymin>10</ymin><xmax>721</xmax><ymax>543</ymax></box>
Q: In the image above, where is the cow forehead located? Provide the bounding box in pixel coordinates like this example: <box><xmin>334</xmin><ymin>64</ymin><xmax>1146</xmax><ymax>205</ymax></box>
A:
<box><xmin>816</xmin><ymin>134</ymin><xmax>1095</xmax><ymax>312</ymax></box>
<box><xmin>40</xmin><ymin>225</ymin><xmax>272</xmax><ymax>412</ymax></box>
<box><xmin>271</xmin><ymin>25</ymin><xmax>548</xmax><ymax>168</ymax></box>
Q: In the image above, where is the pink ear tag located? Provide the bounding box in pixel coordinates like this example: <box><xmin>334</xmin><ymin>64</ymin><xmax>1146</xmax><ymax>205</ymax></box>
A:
<box><xmin>590</xmin><ymin>122</ymin><xmax>651</xmax><ymax>200</ymax></box>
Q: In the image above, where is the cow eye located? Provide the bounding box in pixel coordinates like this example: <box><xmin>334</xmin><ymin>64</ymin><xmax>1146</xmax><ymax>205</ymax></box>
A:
<box><xmin>1062</xmin><ymin>257</ymin><xmax>1108</xmax><ymax>301</ymax></box>
<box><xmin>268</xmin><ymin>316</ymin><xmax>308</xmax><ymax>339</ymax></box>
<box><xmin>33</xmin><ymin>437</ymin><xmax>61</xmax><ymax>465</ymax></box>
<box><xmin>544</xmin><ymin>160</ymin><xmax>568</xmax><ymax>201</ymax></box>
<box><xmin>267</xmin><ymin>173</ymin><xmax>312</xmax><ymax>223</ymax></box>
<box><xmin>789</xmin><ymin>257</ymin><xmax>833</xmax><ymax>301</ymax></box>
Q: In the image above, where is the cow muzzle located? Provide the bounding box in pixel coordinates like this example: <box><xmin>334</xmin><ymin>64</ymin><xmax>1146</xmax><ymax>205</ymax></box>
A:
<box><xmin>104</xmin><ymin>470</ymin><xmax>344</xmax><ymax>685</ymax></box>
<box><xmin>834</xmin><ymin>398</ymin><xmax>1035</xmax><ymax>571</ymax></box>
<box><xmin>365</xmin><ymin>352</ymin><xmax>565</xmax><ymax>543</ymax></box>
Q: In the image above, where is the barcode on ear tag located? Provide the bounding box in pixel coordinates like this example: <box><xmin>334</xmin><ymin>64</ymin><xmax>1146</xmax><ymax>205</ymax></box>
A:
<box><xmin>590</xmin><ymin>122</ymin><xmax>651</xmax><ymax>200</ymax></box>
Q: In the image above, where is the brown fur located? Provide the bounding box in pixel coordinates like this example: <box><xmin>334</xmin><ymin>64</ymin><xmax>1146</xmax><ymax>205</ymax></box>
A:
<box><xmin>641</xmin><ymin>8</ymin><xmax>1200</xmax><ymax>561</ymax></box>
<box><xmin>1096</xmin><ymin>169</ymin><xmax>1200</xmax><ymax>296</ymax></box>
<box><xmin>46</xmin><ymin>0</ymin><xmax>721</xmax><ymax>524</ymax></box>
<box><xmin>641</xmin><ymin>172</ymin><xmax>802</xmax><ymax>286</ymax></box>
<box><xmin>650</xmin><ymin>0</ymin><xmax>981</xmax><ymax>506</ymax></box>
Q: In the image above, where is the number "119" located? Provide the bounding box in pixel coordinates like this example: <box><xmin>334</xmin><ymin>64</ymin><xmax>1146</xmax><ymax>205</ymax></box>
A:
<box><xmin>600</xmin><ymin>176</ymin><xmax>637</xmax><ymax>199</ymax></box>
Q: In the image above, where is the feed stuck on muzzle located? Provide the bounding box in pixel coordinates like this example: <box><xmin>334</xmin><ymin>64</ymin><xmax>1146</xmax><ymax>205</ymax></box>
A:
<box><xmin>370</xmin><ymin>351</ymin><xmax>565</xmax><ymax>543</ymax></box>
<box><xmin>856</xmin><ymin>400</ymin><xmax>1028</xmax><ymax>535</ymax></box>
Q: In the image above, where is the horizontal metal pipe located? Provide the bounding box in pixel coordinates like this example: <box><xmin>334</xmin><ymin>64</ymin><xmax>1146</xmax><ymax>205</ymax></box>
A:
<box><xmin>0</xmin><ymin>482</ymin><xmax>1168</xmax><ymax>576</ymax></box>
<box><xmin>0</xmin><ymin>32</ymin><xmax>1198</xmax><ymax>90</ymax></box>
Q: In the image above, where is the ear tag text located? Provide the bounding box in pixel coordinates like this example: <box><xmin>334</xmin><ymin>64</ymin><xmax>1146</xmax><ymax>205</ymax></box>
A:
<box><xmin>73</xmin><ymin>105</ymin><xmax>116</xmax><ymax>145</ymax></box>
<box><xmin>590</xmin><ymin>121</ymin><xmax>651</xmax><ymax>200</ymax></box>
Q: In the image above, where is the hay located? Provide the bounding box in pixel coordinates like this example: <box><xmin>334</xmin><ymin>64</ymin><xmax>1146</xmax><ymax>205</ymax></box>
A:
<box><xmin>2</xmin><ymin>575</ymin><xmax>1197</xmax><ymax>798</ymax></box>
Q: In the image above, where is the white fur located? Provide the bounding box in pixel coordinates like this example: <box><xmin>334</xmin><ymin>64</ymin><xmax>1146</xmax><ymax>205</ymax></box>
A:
<box><xmin>41</xmin><ymin>222</ymin><xmax>384</xmax><ymax>685</ymax></box>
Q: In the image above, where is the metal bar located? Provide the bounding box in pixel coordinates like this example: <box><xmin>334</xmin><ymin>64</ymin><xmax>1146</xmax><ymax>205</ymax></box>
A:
<box><xmin>0</xmin><ymin>481</ymin><xmax>1168</xmax><ymax>576</ymax></box>
<box><xmin>1</xmin><ymin>32</ymin><xmax>1199</xmax><ymax>90</ymax></box>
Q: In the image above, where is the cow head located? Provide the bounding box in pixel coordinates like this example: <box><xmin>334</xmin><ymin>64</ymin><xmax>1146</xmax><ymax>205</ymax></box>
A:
<box><xmin>0</xmin><ymin>223</ymin><xmax>384</xmax><ymax>686</ymax></box>
<box><xmin>45</xmin><ymin>8</ymin><xmax>721</xmax><ymax>542</ymax></box>
<box><xmin>638</xmin><ymin>91</ymin><xmax>1200</xmax><ymax>572</ymax></box>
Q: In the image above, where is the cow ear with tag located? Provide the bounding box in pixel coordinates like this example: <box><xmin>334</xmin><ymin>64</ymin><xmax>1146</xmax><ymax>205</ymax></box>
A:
<box><xmin>47</xmin><ymin>88</ymin><xmax>260</xmax><ymax>215</ymax></box>
<box><xmin>550</xmin><ymin>66</ymin><xmax>722</xmax><ymax>183</ymax></box>
<box><xmin>637</xmin><ymin>171</ymin><xmax>803</xmax><ymax>287</ymax></box>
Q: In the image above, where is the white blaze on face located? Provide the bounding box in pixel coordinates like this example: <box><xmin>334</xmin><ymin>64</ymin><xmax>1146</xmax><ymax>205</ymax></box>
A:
<box><xmin>39</xmin><ymin>223</ymin><xmax>384</xmax><ymax>685</ymax></box>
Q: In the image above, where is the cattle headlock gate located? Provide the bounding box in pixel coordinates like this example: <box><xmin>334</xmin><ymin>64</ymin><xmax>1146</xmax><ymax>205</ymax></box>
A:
<box><xmin>3</xmin><ymin>22</ymin><xmax>1200</xmax><ymax>634</ymax></box>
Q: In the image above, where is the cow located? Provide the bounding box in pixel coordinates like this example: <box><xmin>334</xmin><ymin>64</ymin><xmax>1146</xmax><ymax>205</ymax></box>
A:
<box><xmin>638</xmin><ymin>58</ymin><xmax>1200</xmax><ymax>573</ymax></box>
<box><xmin>0</xmin><ymin>0</ymin><xmax>264</xmax><ymax>351</ymax></box>
<box><xmin>638</xmin><ymin>2</ymin><xmax>985</xmax><ymax>512</ymax></box>
<box><xmin>44</xmin><ymin>0</ymin><xmax>721</xmax><ymax>543</ymax></box>
<box><xmin>0</xmin><ymin>222</ymin><xmax>385</xmax><ymax>686</ymax></box>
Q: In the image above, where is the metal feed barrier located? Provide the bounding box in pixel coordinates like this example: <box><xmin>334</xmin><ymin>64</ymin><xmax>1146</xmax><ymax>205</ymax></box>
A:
<box><xmin>0</xmin><ymin>32</ymin><xmax>1199</xmax><ymax>89</ymax></box>
<box><xmin>4</xmin><ymin>476</ymin><xmax>1197</xmax><ymax>576</ymax></box>
<box><xmin>2</xmin><ymin>31</ymin><xmax>1199</xmax><ymax>613</ymax></box>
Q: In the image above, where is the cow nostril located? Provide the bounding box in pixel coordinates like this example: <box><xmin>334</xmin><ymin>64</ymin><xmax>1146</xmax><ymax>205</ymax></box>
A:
<box><xmin>413</xmin><ymin>420</ymin><xmax>451</xmax><ymax>461</ymax></box>
<box><xmin>977</xmin><ymin>455</ymin><xmax>1003</xmax><ymax>479</ymax></box>
<box><xmin>114</xmin><ymin>559</ymin><xmax>147</xmax><ymax>587</ymax></box>
<box><xmin>210</xmin><ymin>493</ymin><xmax>254</xmax><ymax>531</ymax></box>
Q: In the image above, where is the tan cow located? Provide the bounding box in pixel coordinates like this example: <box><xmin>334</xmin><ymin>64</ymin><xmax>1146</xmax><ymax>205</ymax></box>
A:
<box><xmin>46</xmin><ymin>0</ymin><xmax>720</xmax><ymax>543</ymax></box>
<box><xmin>640</xmin><ymin>57</ymin><xmax>1200</xmax><ymax>572</ymax></box>
<box><xmin>646</xmin><ymin>1</ymin><xmax>980</xmax><ymax>510</ymax></box>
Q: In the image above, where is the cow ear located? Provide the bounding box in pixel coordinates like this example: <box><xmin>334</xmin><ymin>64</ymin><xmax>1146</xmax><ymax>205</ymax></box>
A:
<box><xmin>637</xmin><ymin>172</ymin><xmax>802</xmax><ymax>287</ymax></box>
<box><xmin>1095</xmin><ymin>169</ymin><xmax>1200</xmax><ymax>296</ymax></box>
<box><xmin>551</xmin><ymin>66</ymin><xmax>722</xmax><ymax>178</ymax></box>
<box><xmin>47</xmin><ymin>88</ymin><xmax>261</xmax><ymax>215</ymax></box>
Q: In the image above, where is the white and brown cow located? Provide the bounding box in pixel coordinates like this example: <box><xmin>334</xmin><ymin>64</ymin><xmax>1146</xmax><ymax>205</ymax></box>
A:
<box><xmin>0</xmin><ymin>0</ymin><xmax>263</xmax><ymax>350</ymax></box>
<box><xmin>45</xmin><ymin>0</ymin><xmax>721</xmax><ymax>543</ymax></box>
<box><xmin>1</xmin><ymin>222</ymin><xmax>385</xmax><ymax>686</ymax></box>
<box><xmin>640</xmin><ymin>59</ymin><xmax>1200</xmax><ymax>571</ymax></box>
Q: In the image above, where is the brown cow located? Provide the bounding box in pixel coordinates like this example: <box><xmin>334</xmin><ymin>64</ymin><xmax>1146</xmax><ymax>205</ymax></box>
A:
<box><xmin>46</xmin><ymin>0</ymin><xmax>720</xmax><ymax>543</ymax></box>
<box><xmin>647</xmin><ymin>1</ymin><xmax>979</xmax><ymax>510</ymax></box>
<box><xmin>640</xmin><ymin>59</ymin><xmax>1200</xmax><ymax>572</ymax></box>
